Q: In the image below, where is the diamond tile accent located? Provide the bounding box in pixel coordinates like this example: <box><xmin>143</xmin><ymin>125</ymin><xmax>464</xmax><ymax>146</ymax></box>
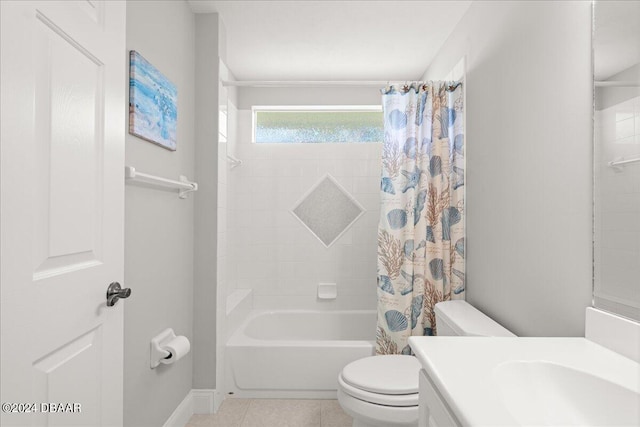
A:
<box><xmin>291</xmin><ymin>174</ymin><xmax>365</xmax><ymax>248</ymax></box>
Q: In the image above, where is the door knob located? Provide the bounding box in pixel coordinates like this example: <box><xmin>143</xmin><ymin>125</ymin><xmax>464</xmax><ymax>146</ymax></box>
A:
<box><xmin>106</xmin><ymin>282</ymin><xmax>131</xmax><ymax>307</ymax></box>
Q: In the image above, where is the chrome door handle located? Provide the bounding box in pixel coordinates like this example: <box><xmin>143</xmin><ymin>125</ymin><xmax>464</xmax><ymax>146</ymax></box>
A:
<box><xmin>106</xmin><ymin>282</ymin><xmax>131</xmax><ymax>307</ymax></box>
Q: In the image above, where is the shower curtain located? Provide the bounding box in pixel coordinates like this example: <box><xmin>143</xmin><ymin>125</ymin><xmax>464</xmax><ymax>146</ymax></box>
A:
<box><xmin>376</xmin><ymin>82</ymin><xmax>465</xmax><ymax>355</ymax></box>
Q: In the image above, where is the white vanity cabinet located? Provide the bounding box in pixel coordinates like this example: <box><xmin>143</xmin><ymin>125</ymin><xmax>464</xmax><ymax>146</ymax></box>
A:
<box><xmin>418</xmin><ymin>369</ymin><xmax>460</xmax><ymax>427</ymax></box>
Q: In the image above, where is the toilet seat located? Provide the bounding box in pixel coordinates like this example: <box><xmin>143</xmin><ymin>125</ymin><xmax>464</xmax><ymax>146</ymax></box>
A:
<box><xmin>338</xmin><ymin>373</ymin><xmax>418</xmax><ymax>407</ymax></box>
<box><xmin>338</xmin><ymin>355</ymin><xmax>421</xmax><ymax>407</ymax></box>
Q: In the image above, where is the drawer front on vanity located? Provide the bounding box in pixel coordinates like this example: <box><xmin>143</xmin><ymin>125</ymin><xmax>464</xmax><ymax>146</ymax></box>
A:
<box><xmin>419</xmin><ymin>369</ymin><xmax>460</xmax><ymax>427</ymax></box>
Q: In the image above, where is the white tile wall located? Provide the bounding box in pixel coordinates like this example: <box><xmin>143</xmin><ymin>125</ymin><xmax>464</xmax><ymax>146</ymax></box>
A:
<box><xmin>594</xmin><ymin>95</ymin><xmax>640</xmax><ymax>315</ymax></box>
<box><xmin>227</xmin><ymin>110</ymin><xmax>381</xmax><ymax>310</ymax></box>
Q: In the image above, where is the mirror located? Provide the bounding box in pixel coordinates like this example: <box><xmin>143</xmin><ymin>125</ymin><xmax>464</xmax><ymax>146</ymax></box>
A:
<box><xmin>593</xmin><ymin>1</ymin><xmax>640</xmax><ymax>320</ymax></box>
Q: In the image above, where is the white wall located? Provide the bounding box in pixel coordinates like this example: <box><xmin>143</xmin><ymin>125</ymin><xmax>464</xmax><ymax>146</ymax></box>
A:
<box><xmin>228</xmin><ymin>88</ymin><xmax>382</xmax><ymax>311</ymax></box>
<box><xmin>422</xmin><ymin>1</ymin><xmax>593</xmax><ymax>336</ymax></box>
<box><xmin>238</xmin><ymin>87</ymin><xmax>380</xmax><ymax>110</ymax></box>
<box><xmin>193</xmin><ymin>13</ymin><xmax>219</xmax><ymax>390</ymax></box>
<box><xmin>124</xmin><ymin>2</ymin><xmax>195</xmax><ymax>426</ymax></box>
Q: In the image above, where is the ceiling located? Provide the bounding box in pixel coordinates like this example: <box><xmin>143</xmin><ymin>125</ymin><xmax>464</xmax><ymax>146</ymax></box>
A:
<box><xmin>593</xmin><ymin>0</ymin><xmax>640</xmax><ymax>80</ymax></box>
<box><xmin>188</xmin><ymin>0</ymin><xmax>472</xmax><ymax>81</ymax></box>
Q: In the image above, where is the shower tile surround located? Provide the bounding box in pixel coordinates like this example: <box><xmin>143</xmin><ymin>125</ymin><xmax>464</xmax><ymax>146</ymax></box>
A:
<box><xmin>226</xmin><ymin>110</ymin><xmax>381</xmax><ymax>310</ymax></box>
<box><xmin>594</xmin><ymin>95</ymin><xmax>640</xmax><ymax>318</ymax></box>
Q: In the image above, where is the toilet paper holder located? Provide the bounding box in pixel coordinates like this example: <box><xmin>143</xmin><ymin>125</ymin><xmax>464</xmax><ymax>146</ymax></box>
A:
<box><xmin>150</xmin><ymin>328</ymin><xmax>180</xmax><ymax>369</ymax></box>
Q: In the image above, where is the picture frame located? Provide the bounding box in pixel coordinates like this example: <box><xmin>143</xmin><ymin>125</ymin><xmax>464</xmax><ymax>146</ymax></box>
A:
<box><xmin>129</xmin><ymin>50</ymin><xmax>177</xmax><ymax>151</ymax></box>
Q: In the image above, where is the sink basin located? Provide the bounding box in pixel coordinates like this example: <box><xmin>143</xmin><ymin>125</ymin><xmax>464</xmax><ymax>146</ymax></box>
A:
<box><xmin>411</xmin><ymin>337</ymin><xmax>640</xmax><ymax>426</ymax></box>
<box><xmin>494</xmin><ymin>360</ymin><xmax>640</xmax><ymax>426</ymax></box>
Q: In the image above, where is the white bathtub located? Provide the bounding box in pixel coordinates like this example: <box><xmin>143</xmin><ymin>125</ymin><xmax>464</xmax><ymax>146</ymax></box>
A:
<box><xmin>225</xmin><ymin>310</ymin><xmax>376</xmax><ymax>398</ymax></box>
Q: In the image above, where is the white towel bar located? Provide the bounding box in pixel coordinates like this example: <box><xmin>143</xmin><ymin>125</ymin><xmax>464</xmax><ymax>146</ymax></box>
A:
<box><xmin>125</xmin><ymin>166</ymin><xmax>198</xmax><ymax>199</ymax></box>
<box><xmin>608</xmin><ymin>157</ymin><xmax>640</xmax><ymax>170</ymax></box>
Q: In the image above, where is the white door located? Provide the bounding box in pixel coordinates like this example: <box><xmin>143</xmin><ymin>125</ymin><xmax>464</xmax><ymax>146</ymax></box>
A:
<box><xmin>1</xmin><ymin>1</ymin><xmax>126</xmax><ymax>426</ymax></box>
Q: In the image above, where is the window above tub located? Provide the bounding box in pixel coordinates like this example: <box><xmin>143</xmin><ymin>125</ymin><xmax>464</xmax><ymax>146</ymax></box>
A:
<box><xmin>252</xmin><ymin>105</ymin><xmax>383</xmax><ymax>143</ymax></box>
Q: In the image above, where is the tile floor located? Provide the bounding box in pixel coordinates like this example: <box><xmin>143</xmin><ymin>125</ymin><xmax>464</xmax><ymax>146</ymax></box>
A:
<box><xmin>186</xmin><ymin>398</ymin><xmax>353</xmax><ymax>427</ymax></box>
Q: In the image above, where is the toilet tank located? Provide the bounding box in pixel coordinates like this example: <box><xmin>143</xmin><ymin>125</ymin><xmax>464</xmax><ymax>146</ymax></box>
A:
<box><xmin>434</xmin><ymin>301</ymin><xmax>516</xmax><ymax>337</ymax></box>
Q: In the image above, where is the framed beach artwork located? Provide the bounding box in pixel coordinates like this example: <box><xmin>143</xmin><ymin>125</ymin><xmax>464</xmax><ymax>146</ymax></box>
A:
<box><xmin>129</xmin><ymin>50</ymin><xmax>177</xmax><ymax>151</ymax></box>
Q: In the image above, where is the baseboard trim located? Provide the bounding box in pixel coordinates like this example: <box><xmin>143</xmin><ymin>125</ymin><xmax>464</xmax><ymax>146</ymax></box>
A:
<box><xmin>213</xmin><ymin>389</ymin><xmax>225</xmax><ymax>413</ymax></box>
<box><xmin>192</xmin><ymin>389</ymin><xmax>216</xmax><ymax>414</ymax></box>
<box><xmin>162</xmin><ymin>391</ymin><xmax>194</xmax><ymax>427</ymax></box>
<box><xmin>162</xmin><ymin>389</ymin><xmax>217</xmax><ymax>427</ymax></box>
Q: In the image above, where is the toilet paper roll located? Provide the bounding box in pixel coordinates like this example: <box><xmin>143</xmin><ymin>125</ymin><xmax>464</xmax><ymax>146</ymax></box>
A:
<box><xmin>160</xmin><ymin>336</ymin><xmax>190</xmax><ymax>365</ymax></box>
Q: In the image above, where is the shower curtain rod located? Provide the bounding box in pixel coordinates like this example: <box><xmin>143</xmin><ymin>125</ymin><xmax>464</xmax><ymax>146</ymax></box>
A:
<box><xmin>222</xmin><ymin>80</ymin><xmax>395</xmax><ymax>87</ymax></box>
<box><xmin>221</xmin><ymin>80</ymin><xmax>463</xmax><ymax>89</ymax></box>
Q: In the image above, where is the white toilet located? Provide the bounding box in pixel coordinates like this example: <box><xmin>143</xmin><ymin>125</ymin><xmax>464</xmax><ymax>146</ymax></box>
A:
<box><xmin>337</xmin><ymin>300</ymin><xmax>515</xmax><ymax>427</ymax></box>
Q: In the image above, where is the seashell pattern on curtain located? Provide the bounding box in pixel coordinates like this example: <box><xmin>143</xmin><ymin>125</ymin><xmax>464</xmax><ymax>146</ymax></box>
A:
<box><xmin>376</xmin><ymin>82</ymin><xmax>465</xmax><ymax>355</ymax></box>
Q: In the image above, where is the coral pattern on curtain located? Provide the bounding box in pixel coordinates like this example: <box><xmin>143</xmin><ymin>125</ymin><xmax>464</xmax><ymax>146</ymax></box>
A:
<box><xmin>376</xmin><ymin>82</ymin><xmax>465</xmax><ymax>355</ymax></box>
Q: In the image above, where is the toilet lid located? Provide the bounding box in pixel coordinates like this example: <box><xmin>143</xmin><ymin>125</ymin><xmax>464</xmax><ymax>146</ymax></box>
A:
<box><xmin>339</xmin><ymin>374</ymin><xmax>419</xmax><ymax>407</ymax></box>
<box><xmin>341</xmin><ymin>355</ymin><xmax>421</xmax><ymax>395</ymax></box>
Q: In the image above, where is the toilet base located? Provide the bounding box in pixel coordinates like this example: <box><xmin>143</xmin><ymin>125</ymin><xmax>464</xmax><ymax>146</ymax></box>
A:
<box><xmin>337</xmin><ymin>389</ymin><xmax>419</xmax><ymax>427</ymax></box>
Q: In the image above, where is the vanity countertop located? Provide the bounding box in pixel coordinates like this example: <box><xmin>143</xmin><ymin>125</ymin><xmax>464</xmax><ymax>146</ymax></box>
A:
<box><xmin>408</xmin><ymin>336</ymin><xmax>640</xmax><ymax>426</ymax></box>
